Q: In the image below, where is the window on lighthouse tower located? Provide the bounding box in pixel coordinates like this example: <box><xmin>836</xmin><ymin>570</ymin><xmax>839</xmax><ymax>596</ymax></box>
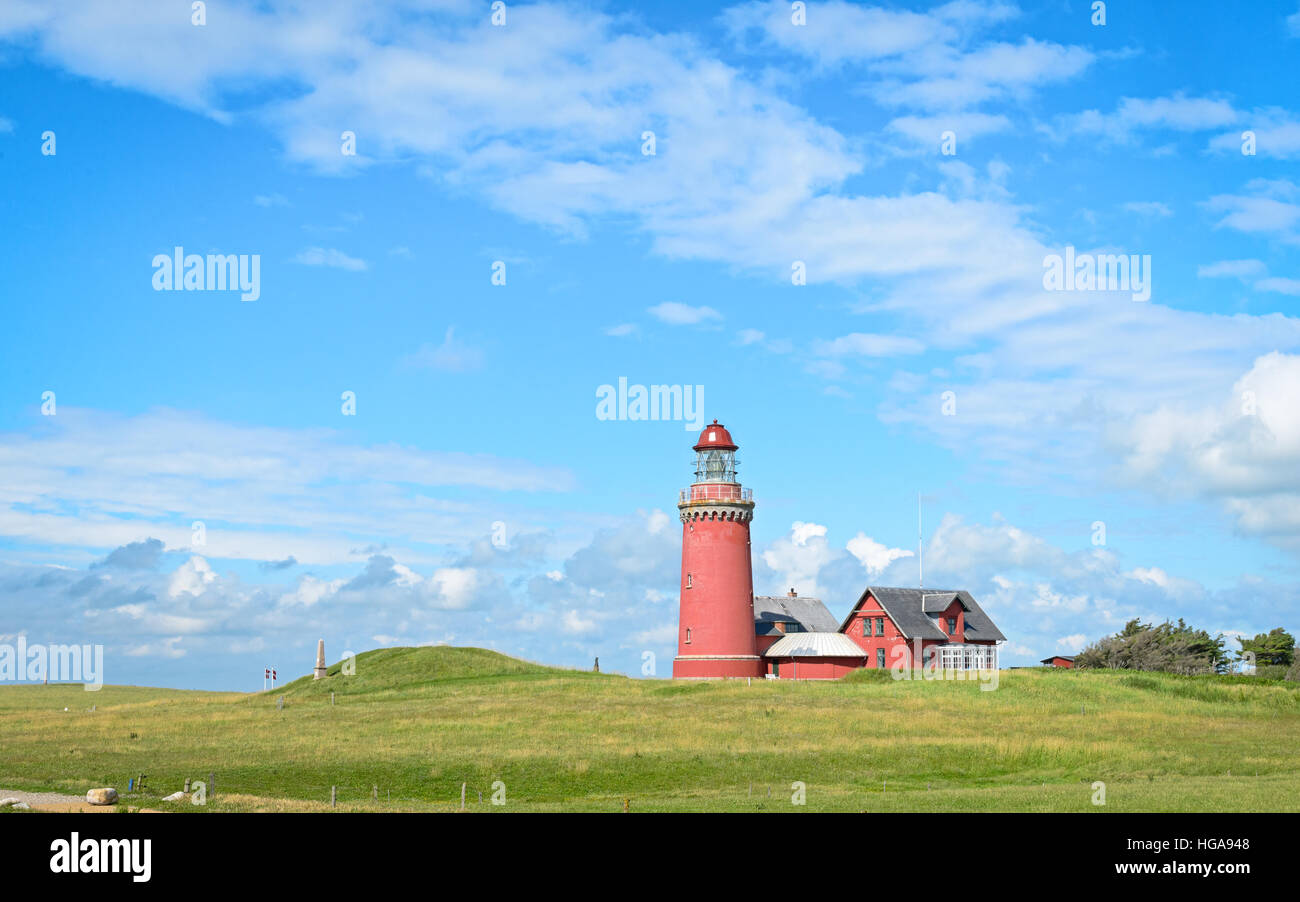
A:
<box><xmin>694</xmin><ymin>448</ymin><xmax>737</xmax><ymax>483</ymax></box>
<box><xmin>704</xmin><ymin>450</ymin><xmax>725</xmax><ymax>481</ymax></box>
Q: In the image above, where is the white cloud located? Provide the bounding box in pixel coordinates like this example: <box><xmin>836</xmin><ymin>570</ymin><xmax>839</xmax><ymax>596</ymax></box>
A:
<box><xmin>647</xmin><ymin>302</ymin><xmax>723</xmax><ymax>326</ymax></box>
<box><xmin>279</xmin><ymin>575</ymin><xmax>345</xmax><ymax>608</ymax></box>
<box><xmin>1209</xmin><ymin>108</ymin><xmax>1300</xmax><ymax>159</ymax></box>
<box><xmin>845</xmin><ymin>533</ymin><xmax>914</xmax><ymax>575</ymax></box>
<box><xmin>125</xmin><ymin>637</ymin><xmax>186</xmax><ymax>659</ymax></box>
<box><xmin>878</xmin><ymin>38</ymin><xmax>1092</xmax><ymax>111</ymax></box>
<box><xmin>291</xmin><ymin>246</ymin><xmax>368</xmax><ymax>271</ymax></box>
<box><xmin>1205</xmin><ymin>178</ymin><xmax>1300</xmax><ymax>242</ymax></box>
<box><xmin>90</xmin><ymin>602</ymin><xmax>209</xmax><ymax>634</ymax></box>
<box><xmin>632</xmin><ymin>623</ymin><xmax>677</xmax><ymax>645</ymax></box>
<box><xmin>736</xmin><ymin>329</ymin><xmax>793</xmax><ymax>354</ymax></box>
<box><xmin>1127</xmin><ymin>566</ymin><xmax>1203</xmax><ymax>598</ymax></box>
<box><xmin>723</xmin><ymin>1</ymin><xmax>1087</xmax><ymax>111</ymax></box>
<box><xmin>0</xmin><ymin>407</ymin><xmax>574</xmax><ymax>566</ymax></box>
<box><xmin>1028</xmin><ymin>584</ymin><xmax>1089</xmax><ymax>613</ymax></box>
<box><xmin>404</xmin><ymin>326</ymin><xmax>485</xmax><ymax>372</ymax></box>
<box><xmin>1122</xmin><ymin>201</ymin><xmax>1172</xmax><ymax>217</ymax></box>
<box><xmin>887</xmin><ymin>112</ymin><xmax>1011</xmax><ymax>147</ymax></box>
<box><xmin>428</xmin><ymin>567</ymin><xmax>480</xmax><ymax>610</ymax></box>
<box><xmin>167</xmin><ymin>555</ymin><xmax>216</xmax><ymax>599</ymax></box>
<box><xmin>723</xmin><ymin>0</ymin><xmax>978</xmax><ymax>65</ymax></box>
<box><xmin>1063</xmin><ymin>93</ymin><xmax>1239</xmax><ymax>143</ymax></box>
<box><xmin>761</xmin><ymin>522</ymin><xmax>836</xmax><ymax>596</ymax></box>
<box><xmin>1197</xmin><ymin>259</ymin><xmax>1266</xmax><ymax>279</ymax></box>
<box><xmin>562</xmin><ymin>609</ymin><xmax>598</xmax><ymax>635</ymax></box>
<box><xmin>1118</xmin><ymin>352</ymin><xmax>1300</xmax><ymax>546</ymax></box>
<box><xmin>925</xmin><ymin>513</ymin><xmax>1062</xmax><ymax>577</ymax></box>
<box><xmin>790</xmin><ymin>521</ymin><xmax>826</xmax><ymax>545</ymax></box>
<box><xmin>1256</xmin><ymin>277</ymin><xmax>1300</xmax><ymax>296</ymax></box>
<box><xmin>814</xmin><ymin>333</ymin><xmax>925</xmax><ymax>357</ymax></box>
<box><xmin>646</xmin><ymin>509</ymin><xmax>672</xmax><ymax>535</ymax></box>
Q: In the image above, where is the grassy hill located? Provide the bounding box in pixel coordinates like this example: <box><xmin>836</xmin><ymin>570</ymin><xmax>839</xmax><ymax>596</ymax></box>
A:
<box><xmin>278</xmin><ymin>645</ymin><xmax>562</xmax><ymax>696</ymax></box>
<box><xmin>2</xmin><ymin>646</ymin><xmax>1299</xmax><ymax>812</ymax></box>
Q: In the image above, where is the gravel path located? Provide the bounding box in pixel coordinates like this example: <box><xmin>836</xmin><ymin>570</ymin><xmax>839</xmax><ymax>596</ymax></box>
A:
<box><xmin>0</xmin><ymin>788</ymin><xmax>118</xmax><ymax>811</ymax></box>
<box><xmin>1</xmin><ymin>788</ymin><xmax>86</xmax><ymax>806</ymax></box>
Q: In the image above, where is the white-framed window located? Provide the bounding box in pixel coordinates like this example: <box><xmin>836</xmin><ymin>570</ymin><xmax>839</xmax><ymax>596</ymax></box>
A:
<box><xmin>686</xmin><ymin>573</ymin><xmax>692</xmax><ymax>588</ymax></box>
<box><xmin>937</xmin><ymin>644</ymin><xmax>996</xmax><ymax>670</ymax></box>
<box><xmin>685</xmin><ymin>629</ymin><xmax>692</xmax><ymax>645</ymax></box>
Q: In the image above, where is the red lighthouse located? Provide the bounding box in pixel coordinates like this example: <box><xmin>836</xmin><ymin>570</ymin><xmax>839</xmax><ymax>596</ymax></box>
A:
<box><xmin>673</xmin><ymin>420</ymin><xmax>762</xmax><ymax>679</ymax></box>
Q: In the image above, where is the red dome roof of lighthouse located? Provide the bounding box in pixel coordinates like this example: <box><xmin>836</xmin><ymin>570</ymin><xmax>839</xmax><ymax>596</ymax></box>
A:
<box><xmin>693</xmin><ymin>419</ymin><xmax>738</xmax><ymax>451</ymax></box>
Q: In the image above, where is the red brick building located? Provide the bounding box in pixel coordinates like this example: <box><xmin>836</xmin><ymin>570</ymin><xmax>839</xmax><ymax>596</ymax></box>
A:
<box><xmin>840</xmin><ymin>587</ymin><xmax>1003</xmax><ymax>672</ymax></box>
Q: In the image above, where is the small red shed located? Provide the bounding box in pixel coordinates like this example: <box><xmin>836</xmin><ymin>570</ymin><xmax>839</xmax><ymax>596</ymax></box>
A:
<box><xmin>1040</xmin><ymin>655</ymin><xmax>1075</xmax><ymax>668</ymax></box>
<box><xmin>762</xmin><ymin>631</ymin><xmax>867</xmax><ymax>680</ymax></box>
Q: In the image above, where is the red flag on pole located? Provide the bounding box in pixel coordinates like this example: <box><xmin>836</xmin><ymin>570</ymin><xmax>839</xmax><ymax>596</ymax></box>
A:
<box><xmin>272</xmin><ymin>669</ymin><xmax>277</xmax><ymax>680</ymax></box>
<box><xmin>265</xmin><ymin>668</ymin><xmax>270</xmax><ymax>678</ymax></box>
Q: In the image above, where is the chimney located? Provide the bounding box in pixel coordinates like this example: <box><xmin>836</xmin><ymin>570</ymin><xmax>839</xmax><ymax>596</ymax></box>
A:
<box><xmin>787</xmin><ymin>588</ymin><xmax>797</xmax><ymax>597</ymax></box>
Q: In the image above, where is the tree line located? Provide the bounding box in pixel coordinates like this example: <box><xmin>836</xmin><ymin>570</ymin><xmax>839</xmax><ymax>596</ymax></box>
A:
<box><xmin>1075</xmin><ymin>620</ymin><xmax>1298</xmax><ymax>679</ymax></box>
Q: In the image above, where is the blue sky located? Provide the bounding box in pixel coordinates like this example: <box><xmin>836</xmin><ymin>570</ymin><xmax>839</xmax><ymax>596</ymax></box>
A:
<box><xmin>1</xmin><ymin>0</ymin><xmax>1299</xmax><ymax>689</ymax></box>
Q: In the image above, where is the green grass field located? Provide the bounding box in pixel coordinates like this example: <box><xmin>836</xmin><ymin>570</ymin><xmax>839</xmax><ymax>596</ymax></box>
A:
<box><xmin>2</xmin><ymin>646</ymin><xmax>1299</xmax><ymax>812</ymax></box>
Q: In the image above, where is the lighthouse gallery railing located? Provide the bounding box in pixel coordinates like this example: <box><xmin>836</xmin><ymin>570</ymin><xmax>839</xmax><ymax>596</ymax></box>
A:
<box><xmin>680</xmin><ymin>486</ymin><xmax>753</xmax><ymax>503</ymax></box>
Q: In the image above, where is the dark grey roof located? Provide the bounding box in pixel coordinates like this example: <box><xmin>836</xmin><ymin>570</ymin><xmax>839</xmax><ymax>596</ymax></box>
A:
<box><xmin>838</xmin><ymin>587</ymin><xmax>1006</xmax><ymax>643</ymax></box>
<box><xmin>922</xmin><ymin>592</ymin><xmax>963</xmax><ymax>613</ymax></box>
<box><xmin>754</xmin><ymin>595</ymin><xmax>839</xmax><ymax>633</ymax></box>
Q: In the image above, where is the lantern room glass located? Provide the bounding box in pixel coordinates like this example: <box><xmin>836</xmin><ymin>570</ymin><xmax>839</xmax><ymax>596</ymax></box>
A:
<box><xmin>693</xmin><ymin>449</ymin><xmax>738</xmax><ymax>483</ymax></box>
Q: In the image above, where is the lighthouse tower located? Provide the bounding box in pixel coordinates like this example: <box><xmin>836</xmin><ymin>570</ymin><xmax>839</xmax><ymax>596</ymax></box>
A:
<box><xmin>673</xmin><ymin>420</ymin><xmax>762</xmax><ymax>679</ymax></box>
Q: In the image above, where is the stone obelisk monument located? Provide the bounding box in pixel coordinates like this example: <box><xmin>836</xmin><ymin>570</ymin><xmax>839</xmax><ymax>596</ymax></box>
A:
<box><xmin>313</xmin><ymin>639</ymin><xmax>327</xmax><ymax>680</ymax></box>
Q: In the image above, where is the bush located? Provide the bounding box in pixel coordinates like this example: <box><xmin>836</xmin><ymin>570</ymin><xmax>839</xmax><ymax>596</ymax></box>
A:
<box><xmin>1255</xmin><ymin>664</ymin><xmax>1288</xmax><ymax>681</ymax></box>
<box><xmin>1075</xmin><ymin>618</ymin><xmax>1228</xmax><ymax>674</ymax></box>
<box><xmin>1287</xmin><ymin>656</ymin><xmax>1300</xmax><ymax>683</ymax></box>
